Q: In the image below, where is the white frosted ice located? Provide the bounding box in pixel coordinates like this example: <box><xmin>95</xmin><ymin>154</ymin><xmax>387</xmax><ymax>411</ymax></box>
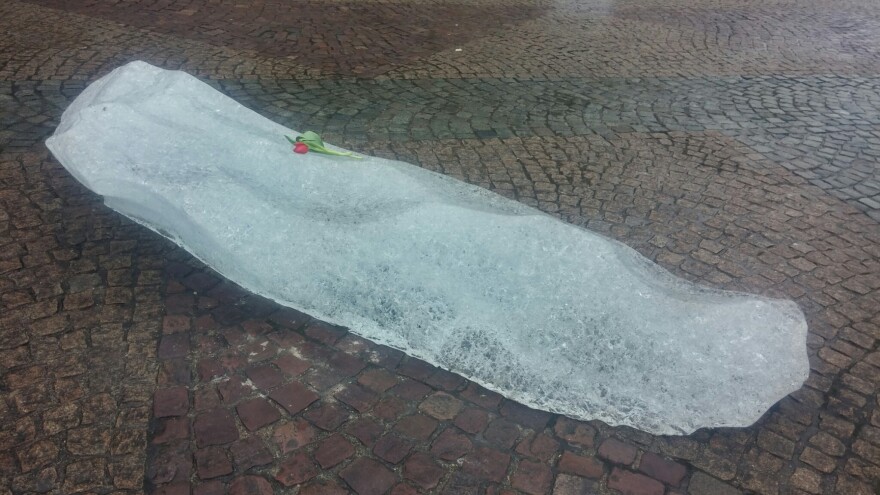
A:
<box><xmin>47</xmin><ymin>61</ymin><xmax>810</xmax><ymax>435</ymax></box>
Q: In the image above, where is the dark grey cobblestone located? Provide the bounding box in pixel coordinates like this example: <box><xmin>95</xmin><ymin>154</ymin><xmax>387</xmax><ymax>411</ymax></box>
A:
<box><xmin>220</xmin><ymin>75</ymin><xmax>880</xmax><ymax>222</ymax></box>
<box><xmin>0</xmin><ymin>81</ymin><xmax>79</xmax><ymax>153</ymax></box>
<box><xmin>12</xmin><ymin>77</ymin><xmax>880</xmax><ymax>219</ymax></box>
<box><xmin>740</xmin><ymin>130</ymin><xmax>880</xmax><ymax>222</ymax></box>
<box><xmin>9</xmin><ymin>75</ymin><xmax>880</xmax><ymax>138</ymax></box>
<box><xmin>214</xmin><ymin>76</ymin><xmax>880</xmax><ymax>138</ymax></box>
<box><xmin>7</xmin><ymin>75</ymin><xmax>880</xmax><ymax>219</ymax></box>
<box><xmin>385</xmin><ymin>0</ymin><xmax>880</xmax><ymax>79</ymax></box>
<box><xmin>17</xmin><ymin>0</ymin><xmax>542</xmax><ymax>79</ymax></box>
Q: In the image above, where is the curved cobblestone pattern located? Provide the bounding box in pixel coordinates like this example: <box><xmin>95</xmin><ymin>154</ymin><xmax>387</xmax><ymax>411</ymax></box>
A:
<box><xmin>3</xmin><ymin>0</ymin><xmax>880</xmax><ymax>493</ymax></box>
<box><xmin>121</xmin><ymin>76</ymin><xmax>880</xmax><ymax>217</ymax></box>
<box><xmin>387</xmin><ymin>1</ymin><xmax>880</xmax><ymax>78</ymax></box>
<box><xmin>215</xmin><ymin>76</ymin><xmax>880</xmax><ymax>135</ymax></box>
<box><xmin>9</xmin><ymin>74</ymin><xmax>880</xmax><ymax>218</ymax></box>
<box><xmin>0</xmin><ymin>1</ymin><xmax>316</xmax><ymax>82</ymax></box>
<box><xmin>17</xmin><ymin>0</ymin><xmax>543</xmax><ymax>78</ymax></box>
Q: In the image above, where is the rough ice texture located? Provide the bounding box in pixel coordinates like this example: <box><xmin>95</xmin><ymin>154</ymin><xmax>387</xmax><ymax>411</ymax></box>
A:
<box><xmin>47</xmin><ymin>61</ymin><xmax>810</xmax><ymax>435</ymax></box>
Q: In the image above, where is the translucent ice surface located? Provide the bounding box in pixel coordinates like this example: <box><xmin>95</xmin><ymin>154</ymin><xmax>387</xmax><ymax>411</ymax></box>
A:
<box><xmin>47</xmin><ymin>62</ymin><xmax>809</xmax><ymax>435</ymax></box>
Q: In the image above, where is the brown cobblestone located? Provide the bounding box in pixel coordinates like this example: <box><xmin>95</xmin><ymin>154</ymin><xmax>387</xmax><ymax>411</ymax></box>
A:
<box><xmin>431</xmin><ymin>427</ymin><xmax>473</xmax><ymax>461</ymax></box>
<box><xmin>358</xmin><ymin>368</ymin><xmax>400</xmax><ymax>393</ymax></box>
<box><xmin>154</xmin><ymin>482</ymin><xmax>190</xmax><ymax>495</ymax></box>
<box><xmin>419</xmin><ymin>391</ymin><xmax>464</xmax><ymax>420</ymax></box>
<box><xmin>558</xmin><ymin>451</ymin><xmax>604</xmax><ymax>479</ymax></box>
<box><xmin>757</xmin><ymin>429</ymin><xmax>796</xmax><ymax>458</ymax></box>
<box><xmin>460</xmin><ymin>382</ymin><xmax>503</xmax><ymax>409</ymax></box>
<box><xmin>512</xmin><ymin>459</ymin><xmax>553</xmax><ymax>494</ymax></box>
<box><xmin>516</xmin><ymin>432</ymin><xmax>560</xmax><ymax>461</ymax></box>
<box><xmin>347</xmin><ymin>417</ymin><xmax>383</xmax><ymax>448</ymax></box>
<box><xmin>820</xmin><ymin>413</ymin><xmax>856</xmax><ymax>439</ymax></box>
<box><xmin>403</xmin><ymin>452</ymin><xmax>445</xmax><ymax>489</ymax></box>
<box><xmin>390</xmin><ymin>378</ymin><xmax>432</xmax><ymax>400</ymax></box>
<box><xmin>499</xmin><ymin>400</ymin><xmax>552</xmax><ymax>431</ymax></box>
<box><xmin>800</xmin><ymin>446</ymin><xmax>836</xmax><ymax>475</ymax></box>
<box><xmin>67</xmin><ymin>426</ymin><xmax>111</xmax><ymax>455</ymax></box>
<box><xmin>193</xmin><ymin>408</ymin><xmax>239</xmax><ymax>447</ymax></box>
<box><xmin>394</xmin><ymin>414</ymin><xmax>438</xmax><ymax>440</ymax></box>
<box><xmin>374</xmin><ymin>395</ymin><xmax>408</xmax><ymax>420</ymax></box>
<box><xmin>273</xmin><ymin>353</ymin><xmax>310</xmax><ymax>376</ymax></box>
<box><xmin>269</xmin><ymin>381</ymin><xmax>319</xmax><ymax>415</ymax></box>
<box><xmin>398</xmin><ymin>358</ymin><xmax>439</xmax><ymax>382</ymax></box>
<box><xmin>485</xmin><ymin>417</ymin><xmax>522</xmax><ymax>449</ymax></box>
<box><xmin>300</xmin><ymin>480</ymin><xmax>350</xmax><ymax>495</ymax></box>
<box><xmin>7</xmin><ymin>2</ymin><xmax>880</xmax><ymax>494</ymax></box>
<box><xmin>552</xmin><ymin>474</ymin><xmax>596</xmax><ymax>495</ymax></box>
<box><xmin>598</xmin><ymin>437</ymin><xmax>638</xmax><ymax>465</ymax></box>
<box><xmin>314</xmin><ymin>434</ymin><xmax>355</xmax><ymax>469</ymax></box>
<box><xmin>229</xmin><ymin>436</ymin><xmax>272</xmax><ymax>471</ymax></box>
<box><xmin>455</xmin><ymin>407</ymin><xmax>491</xmax><ymax>434</ymax></box>
<box><xmin>303</xmin><ymin>401</ymin><xmax>351</xmax><ymax>431</ymax></box>
<box><xmin>244</xmin><ymin>364</ymin><xmax>284</xmax><ymax>389</ymax></box>
<box><xmin>688</xmin><ymin>472</ymin><xmax>741</xmax><ymax>495</ymax></box>
<box><xmin>809</xmin><ymin>431</ymin><xmax>846</xmax><ymax>457</ymax></box>
<box><xmin>194</xmin><ymin>480</ymin><xmax>224</xmax><ymax>495</ymax></box>
<box><xmin>462</xmin><ymin>446</ymin><xmax>510</xmax><ymax>482</ymax></box>
<box><xmin>228</xmin><ymin>475</ymin><xmax>273</xmax><ymax>495</ymax></box>
<box><xmin>554</xmin><ymin>417</ymin><xmax>596</xmax><ymax>449</ymax></box>
<box><xmin>272</xmin><ymin>419</ymin><xmax>318</xmax><ymax>455</ymax></box>
<box><xmin>235</xmin><ymin>397</ymin><xmax>281</xmax><ymax>432</ymax></box>
<box><xmin>63</xmin><ymin>458</ymin><xmax>108</xmax><ymax>493</ymax></box>
<box><xmin>110</xmin><ymin>456</ymin><xmax>143</xmax><ymax>490</ymax></box>
<box><xmin>638</xmin><ymin>452</ymin><xmax>687</xmax><ymax>486</ymax></box>
<box><xmin>391</xmin><ymin>483</ymin><xmax>420</xmax><ymax>495</ymax></box>
<box><xmin>373</xmin><ymin>434</ymin><xmax>415</xmax><ymax>464</ymax></box>
<box><xmin>340</xmin><ymin>458</ymin><xmax>397</xmax><ymax>495</ymax></box>
<box><xmin>607</xmin><ymin>467</ymin><xmax>664</xmax><ymax>495</ymax></box>
<box><xmin>153</xmin><ymin>386</ymin><xmax>189</xmax><ymax>418</ymax></box>
<box><xmin>195</xmin><ymin>446</ymin><xmax>232</xmax><ymax>480</ymax></box>
<box><xmin>16</xmin><ymin>439</ymin><xmax>58</xmax><ymax>473</ymax></box>
<box><xmin>335</xmin><ymin>383</ymin><xmax>379</xmax><ymax>413</ymax></box>
<box><xmin>790</xmin><ymin>467</ymin><xmax>823</xmax><ymax>494</ymax></box>
<box><xmin>274</xmin><ymin>451</ymin><xmax>318</xmax><ymax>487</ymax></box>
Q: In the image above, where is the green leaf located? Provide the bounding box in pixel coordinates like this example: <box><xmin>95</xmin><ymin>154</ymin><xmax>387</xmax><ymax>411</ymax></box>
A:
<box><xmin>299</xmin><ymin>131</ymin><xmax>324</xmax><ymax>146</ymax></box>
<box><xmin>313</xmin><ymin>147</ymin><xmax>363</xmax><ymax>158</ymax></box>
<box><xmin>285</xmin><ymin>133</ymin><xmax>363</xmax><ymax>159</ymax></box>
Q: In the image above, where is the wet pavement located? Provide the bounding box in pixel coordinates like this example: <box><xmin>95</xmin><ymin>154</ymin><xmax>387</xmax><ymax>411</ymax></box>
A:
<box><xmin>2</xmin><ymin>0</ymin><xmax>880</xmax><ymax>494</ymax></box>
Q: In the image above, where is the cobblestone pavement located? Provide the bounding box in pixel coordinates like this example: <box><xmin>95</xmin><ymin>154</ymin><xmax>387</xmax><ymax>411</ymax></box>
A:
<box><xmin>2</xmin><ymin>0</ymin><xmax>880</xmax><ymax>494</ymax></box>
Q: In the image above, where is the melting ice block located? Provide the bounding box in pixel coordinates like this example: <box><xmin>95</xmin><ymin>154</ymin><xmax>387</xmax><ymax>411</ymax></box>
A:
<box><xmin>47</xmin><ymin>61</ymin><xmax>809</xmax><ymax>435</ymax></box>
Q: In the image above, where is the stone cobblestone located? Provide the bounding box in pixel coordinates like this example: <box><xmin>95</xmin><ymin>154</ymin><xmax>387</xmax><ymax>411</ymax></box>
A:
<box><xmin>3</xmin><ymin>0</ymin><xmax>880</xmax><ymax>493</ymax></box>
<box><xmin>16</xmin><ymin>73</ymin><xmax>880</xmax><ymax>216</ymax></box>
<box><xmin>0</xmin><ymin>151</ymin><xmax>168</xmax><ymax>493</ymax></box>
<box><xmin>19</xmin><ymin>0</ymin><xmax>540</xmax><ymax>79</ymax></box>
<box><xmin>0</xmin><ymin>0</ymin><xmax>315</xmax><ymax>82</ymax></box>
<box><xmin>385</xmin><ymin>0</ymin><xmax>880</xmax><ymax>79</ymax></box>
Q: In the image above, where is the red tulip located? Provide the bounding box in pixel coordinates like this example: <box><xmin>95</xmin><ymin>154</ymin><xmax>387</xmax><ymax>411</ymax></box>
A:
<box><xmin>285</xmin><ymin>133</ymin><xmax>362</xmax><ymax>159</ymax></box>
